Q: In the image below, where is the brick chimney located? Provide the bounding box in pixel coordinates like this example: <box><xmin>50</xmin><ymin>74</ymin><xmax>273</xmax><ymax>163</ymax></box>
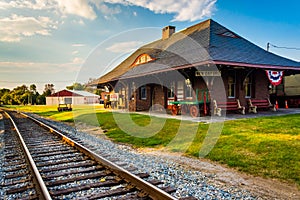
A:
<box><xmin>162</xmin><ymin>26</ymin><xmax>175</xmax><ymax>40</ymax></box>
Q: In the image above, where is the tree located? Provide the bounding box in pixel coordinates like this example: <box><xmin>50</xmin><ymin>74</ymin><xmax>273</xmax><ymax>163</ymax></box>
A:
<box><xmin>37</xmin><ymin>84</ymin><xmax>53</xmax><ymax>105</ymax></box>
<box><xmin>30</xmin><ymin>84</ymin><xmax>37</xmax><ymax>93</ymax></box>
<box><xmin>28</xmin><ymin>84</ymin><xmax>39</xmax><ymax>105</ymax></box>
<box><xmin>10</xmin><ymin>85</ymin><xmax>28</xmax><ymax>104</ymax></box>
<box><xmin>36</xmin><ymin>94</ymin><xmax>46</xmax><ymax>105</ymax></box>
<box><xmin>0</xmin><ymin>88</ymin><xmax>10</xmax><ymax>96</ymax></box>
<box><xmin>66</xmin><ymin>82</ymin><xmax>85</xmax><ymax>90</ymax></box>
<box><xmin>43</xmin><ymin>84</ymin><xmax>55</xmax><ymax>96</ymax></box>
<box><xmin>84</xmin><ymin>78</ymin><xmax>102</xmax><ymax>95</ymax></box>
<box><xmin>0</xmin><ymin>85</ymin><xmax>47</xmax><ymax>105</ymax></box>
<box><xmin>1</xmin><ymin>92</ymin><xmax>12</xmax><ymax>105</ymax></box>
<box><xmin>0</xmin><ymin>88</ymin><xmax>10</xmax><ymax>104</ymax></box>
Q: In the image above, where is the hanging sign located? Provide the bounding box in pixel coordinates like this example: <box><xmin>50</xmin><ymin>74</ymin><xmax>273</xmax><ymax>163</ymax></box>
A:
<box><xmin>265</xmin><ymin>70</ymin><xmax>284</xmax><ymax>86</ymax></box>
<box><xmin>195</xmin><ymin>71</ymin><xmax>221</xmax><ymax>77</ymax></box>
<box><xmin>110</xmin><ymin>93</ymin><xmax>119</xmax><ymax>101</ymax></box>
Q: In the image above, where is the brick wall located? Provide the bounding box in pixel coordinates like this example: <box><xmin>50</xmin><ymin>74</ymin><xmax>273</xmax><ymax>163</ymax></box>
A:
<box><xmin>253</xmin><ymin>69</ymin><xmax>269</xmax><ymax>99</ymax></box>
<box><xmin>152</xmin><ymin>85</ymin><xmax>165</xmax><ymax>105</ymax></box>
<box><xmin>134</xmin><ymin>85</ymin><xmax>167</xmax><ymax>111</ymax></box>
<box><xmin>218</xmin><ymin>68</ymin><xmax>270</xmax><ymax>107</ymax></box>
<box><xmin>126</xmin><ymin>68</ymin><xmax>270</xmax><ymax>112</ymax></box>
<box><xmin>135</xmin><ymin>85</ymin><xmax>151</xmax><ymax>111</ymax></box>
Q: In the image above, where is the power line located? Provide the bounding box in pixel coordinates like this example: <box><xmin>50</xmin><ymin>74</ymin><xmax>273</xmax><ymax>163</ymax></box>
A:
<box><xmin>267</xmin><ymin>42</ymin><xmax>300</xmax><ymax>51</ymax></box>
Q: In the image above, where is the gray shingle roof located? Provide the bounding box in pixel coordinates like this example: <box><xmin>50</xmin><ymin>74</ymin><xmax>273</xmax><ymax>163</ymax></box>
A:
<box><xmin>92</xmin><ymin>19</ymin><xmax>300</xmax><ymax>84</ymax></box>
<box><xmin>209</xmin><ymin>20</ymin><xmax>300</xmax><ymax>67</ymax></box>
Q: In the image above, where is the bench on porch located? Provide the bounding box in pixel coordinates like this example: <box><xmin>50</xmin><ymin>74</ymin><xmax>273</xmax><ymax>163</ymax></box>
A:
<box><xmin>104</xmin><ymin>100</ymin><xmax>111</xmax><ymax>108</ymax></box>
<box><xmin>213</xmin><ymin>99</ymin><xmax>245</xmax><ymax>116</ymax></box>
<box><xmin>247</xmin><ymin>99</ymin><xmax>276</xmax><ymax>113</ymax></box>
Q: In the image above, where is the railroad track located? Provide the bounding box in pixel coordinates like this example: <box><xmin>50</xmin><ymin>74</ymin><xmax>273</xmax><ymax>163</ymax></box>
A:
<box><xmin>1</xmin><ymin>110</ymin><xmax>194</xmax><ymax>200</ymax></box>
<box><xmin>1</xmin><ymin>111</ymin><xmax>43</xmax><ymax>199</ymax></box>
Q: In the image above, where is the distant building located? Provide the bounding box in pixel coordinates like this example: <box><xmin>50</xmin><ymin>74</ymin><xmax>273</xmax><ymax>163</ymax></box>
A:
<box><xmin>46</xmin><ymin>89</ymin><xmax>100</xmax><ymax>105</ymax></box>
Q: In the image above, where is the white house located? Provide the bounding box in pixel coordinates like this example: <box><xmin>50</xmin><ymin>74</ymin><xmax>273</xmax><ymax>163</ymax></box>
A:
<box><xmin>46</xmin><ymin>89</ymin><xmax>100</xmax><ymax>105</ymax></box>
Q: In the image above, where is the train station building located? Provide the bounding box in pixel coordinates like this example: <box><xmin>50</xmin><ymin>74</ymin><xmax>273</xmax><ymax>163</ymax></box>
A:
<box><xmin>90</xmin><ymin>19</ymin><xmax>300</xmax><ymax>116</ymax></box>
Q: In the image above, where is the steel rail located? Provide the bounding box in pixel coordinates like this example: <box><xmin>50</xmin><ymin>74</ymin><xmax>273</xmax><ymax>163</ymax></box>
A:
<box><xmin>4</xmin><ymin>111</ymin><xmax>52</xmax><ymax>200</ymax></box>
<box><xmin>22</xmin><ymin>111</ymin><xmax>177</xmax><ymax>200</ymax></box>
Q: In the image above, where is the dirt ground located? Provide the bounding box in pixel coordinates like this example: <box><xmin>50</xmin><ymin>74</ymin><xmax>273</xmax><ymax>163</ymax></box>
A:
<box><xmin>76</xmin><ymin>122</ymin><xmax>300</xmax><ymax>200</ymax></box>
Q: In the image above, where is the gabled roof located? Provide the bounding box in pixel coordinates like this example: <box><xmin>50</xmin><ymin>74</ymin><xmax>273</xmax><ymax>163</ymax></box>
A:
<box><xmin>48</xmin><ymin>89</ymin><xmax>99</xmax><ymax>97</ymax></box>
<box><xmin>92</xmin><ymin>19</ymin><xmax>300</xmax><ymax>85</ymax></box>
<box><xmin>70</xmin><ymin>90</ymin><xmax>99</xmax><ymax>97</ymax></box>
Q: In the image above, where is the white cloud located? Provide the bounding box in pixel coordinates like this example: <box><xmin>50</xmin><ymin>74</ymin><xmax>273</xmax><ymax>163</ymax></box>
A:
<box><xmin>72</xmin><ymin>57</ymin><xmax>84</xmax><ymax>64</ymax></box>
<box><xmin>72</xmin><ymin>44</ymin><xmax>86</xmax><ymax>47</ymax></box>
<box><xmin>78</xmin><ymin>19</ymin><xmax>85</xmax><ymax>25</ymax></box>
<box><xmin>1</xmin><ymin>0</ymin><xmax>217</xmax><ymax>22</ymax></box>
<box><xmin>91</xmin><ymin>1</ymin><xmax>121</xmax><ymax>15</ymax></box>
<box><xmin>0</xmin><ymin>0</ymin><xmax>54</xmax><ymax>10</ymax></box>
<box><xmin>0</xmin><ymin>14</ymin><xmax>58</xmax><ymax>42</ymax></box>
<box><xmin>0</xmin><ymin>0</ymin><xmax>217</xmax><ymax>43</ymax></box>
<box><xmin>106</xmin><ymin>41</ymin><xmax>144</xmax><ymax>53</ymax></box>
<box><xmin>0</xmin><ymin>0</ymin><xmax>97</xmax><ymax>20</ymax></box>
<box><xmin>103</xmin><ymin>0</ymin><xmax>217</xmax><ymax>22</ymax></box>
<box><xmin>0</xmin><ymin>1</ymin><xmax>97</xmax><ymax>42</ymax></box>
<box><xmin>72</xmin><ymin>50</ymin><xmax>79</xmax><ymax>55</ymax></box>
<box><xmin>54</xmin><ymin>0</ymin><xmax>97</xmax><ymax>20</ymax></box>
<box><xmin>72</xmin><ymin>19</ymin><xmax>85</xmax><ymax>25</ymax></box>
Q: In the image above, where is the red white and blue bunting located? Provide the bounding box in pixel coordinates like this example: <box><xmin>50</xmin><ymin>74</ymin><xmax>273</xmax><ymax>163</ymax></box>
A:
<box><xmin>265</xmin><ymin>70</ymin><xmax>284</xmax><ymax>86</ymax></box>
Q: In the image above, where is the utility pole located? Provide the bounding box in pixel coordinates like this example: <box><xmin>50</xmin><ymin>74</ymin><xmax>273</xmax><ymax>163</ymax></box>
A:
<box><xmin>267</xmin><ymin>42</ymin><xmax>270</xmax><ymax>51</ymax></box>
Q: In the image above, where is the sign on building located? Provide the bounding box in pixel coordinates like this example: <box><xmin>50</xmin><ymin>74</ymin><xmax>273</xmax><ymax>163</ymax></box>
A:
<box><xmin>195</xmin><ymin>71</ymin><xmax>221</xmax><ymax>77</ymax></box>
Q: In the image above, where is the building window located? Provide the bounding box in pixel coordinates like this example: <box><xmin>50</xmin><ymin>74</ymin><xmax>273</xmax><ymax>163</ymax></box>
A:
<box><xmin>185</xmin><ymin>79</ymin><xmax>193</xmax><ymax>99</ymax></box>
<box><xmin>130</xmin><ymin>82</ymin><xmax>135</xmax><ymax>100</ymax></box>
<box><xmin>168</xmin><ymin>82</ymin><xmax>175</xmax><ymax>98</ymax></box>
<box><xmin>176</xmin><ymin>81</ymin><xmax>184</xmax><ymax>101</ymax></box>
<box><xmin>228</xmin><ymin>72</ymin><xmax>236</xmax><ymax>98</ymax></box>
<box><xmin>133</xmin><ymin>54</ymin><xmax>154</xmax><ymax>66</ymax></box>
<box><xmin>244</xmin><ymin>76</ymin><xmax>252</xmax><ymax>98</ymax></box>
<box><xmin>140</xmin><ymin>86</ymin><xmax>147</xmax><ymax>100</ymax></box>
<box><xmin>220</xmin><ymin>31</ymin><xmax>239</xmax><ymax>38</ymax></box>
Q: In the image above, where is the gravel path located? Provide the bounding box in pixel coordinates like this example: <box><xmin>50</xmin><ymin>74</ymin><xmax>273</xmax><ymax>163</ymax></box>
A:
<box><xmin>1</xmin><ymin>113</ymin><xmax>299</xmax><ymax>199</ymax></box>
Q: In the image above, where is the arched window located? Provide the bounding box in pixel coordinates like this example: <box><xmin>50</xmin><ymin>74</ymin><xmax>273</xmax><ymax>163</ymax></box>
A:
<box><xmin>140</xmin><ymin>86</ymin><xmax>147</xmax><ymax>100</ymax></box>
<box><xmin>244</xmin><ymin>76</ymin><xmax>252</xmax><ymax>98</ymax></box>
<box><xmin>185</xmin><ymin>79</ymin><xmax>193</xmax><ymax>99</ymax></box>
<box><xmin>132</xmin><ymin>54</ymin><xmax>154</xmax><ymax>66</ymax></box>
<box><xmin>168</xmin><ymin>82</ymin><xmax>175</xmax><ymax>98</ymax></box>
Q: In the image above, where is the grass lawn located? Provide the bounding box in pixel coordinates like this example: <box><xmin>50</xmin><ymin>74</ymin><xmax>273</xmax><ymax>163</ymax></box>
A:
<box><xmin>3</xmin><ymin>105</ymin><xmax>300</xmax><ymax>187</ymax></box>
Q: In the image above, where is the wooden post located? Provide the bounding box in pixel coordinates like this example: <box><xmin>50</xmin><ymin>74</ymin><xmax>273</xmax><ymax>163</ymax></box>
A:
<box><xmin>203</xmin><ymin>91</ymin><xmax>207</xmax><ymax>116</ymax></box>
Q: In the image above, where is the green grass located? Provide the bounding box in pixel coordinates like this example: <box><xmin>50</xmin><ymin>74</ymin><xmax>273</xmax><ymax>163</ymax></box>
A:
<box><xmin>4</xmin><ymin>105</ymin><xmax>300</xmax><ymax>187</ymax></box>
<box><xmin>3</xmin><ymin>105</ymin><xmax>103</xmax><ymax>123</ymax></box>
<box><xmin>208</xmin><ymin>116</ymin><xmax>300</xmax><ymax>185</ymax></box>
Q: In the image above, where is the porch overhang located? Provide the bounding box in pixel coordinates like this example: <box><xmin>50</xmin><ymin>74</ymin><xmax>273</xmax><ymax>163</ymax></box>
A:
<box><xmin>110</xmin><ymin>60</ymin><xmax>300</xmax><ymax>81</ymax></box>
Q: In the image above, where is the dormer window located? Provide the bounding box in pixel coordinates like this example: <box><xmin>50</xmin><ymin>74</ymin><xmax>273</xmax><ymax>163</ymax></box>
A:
<box><xmin>220</xmin><ymin>31</ymin><xmax>239</xmax><ymax>38</ymax></box>
<box><xmin>132</xmin><ymin>54</ymin><xmax>154</xmax><ymax>66</ymax></box>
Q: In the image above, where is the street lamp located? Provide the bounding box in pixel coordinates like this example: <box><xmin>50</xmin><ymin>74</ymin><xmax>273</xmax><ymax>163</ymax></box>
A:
<box><xmin>185</xmin><ymin>78</ymin><xmax>191</xmax><ymax>86</ymax></box>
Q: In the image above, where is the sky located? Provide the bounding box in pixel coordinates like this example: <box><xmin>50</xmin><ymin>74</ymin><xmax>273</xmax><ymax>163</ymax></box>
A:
<box><xmin>1</xmin><ymin>0</ymin><xmax>300</xmax><ymax>93</ymax></box>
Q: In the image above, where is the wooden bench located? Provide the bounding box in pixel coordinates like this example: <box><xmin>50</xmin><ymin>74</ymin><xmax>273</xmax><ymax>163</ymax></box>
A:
<box><xmin>288</xmin><ymin>98</ymin><xmax>300</xmax><ymax>108</ymax></box>
<box><xmin>213</xmin><ymin>99</ymin><xmax>245</xmax><ymax>116</ymax></box>
<box><xmin>248</xmin><ymin>99</ymin><xmax>276</xmax><ymax>113</ymax></box>
<box><xmin>104</xmin><ymin>100</ymin><xmax>111</xmax><ymax>108</ymax></box>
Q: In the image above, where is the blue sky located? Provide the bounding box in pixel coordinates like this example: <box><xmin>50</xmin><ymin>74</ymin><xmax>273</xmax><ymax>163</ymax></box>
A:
<box><xmin>1</xmin><ymin>0</ymin><xmax>300</xmax><ymax>93</ymax></box>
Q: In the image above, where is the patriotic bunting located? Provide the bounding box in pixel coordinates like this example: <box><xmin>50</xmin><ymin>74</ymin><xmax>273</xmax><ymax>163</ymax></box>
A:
<box><xmin>265</xmin><ymin>70</ymin><xmax>284</xmax><ymax>86</ymax></box>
